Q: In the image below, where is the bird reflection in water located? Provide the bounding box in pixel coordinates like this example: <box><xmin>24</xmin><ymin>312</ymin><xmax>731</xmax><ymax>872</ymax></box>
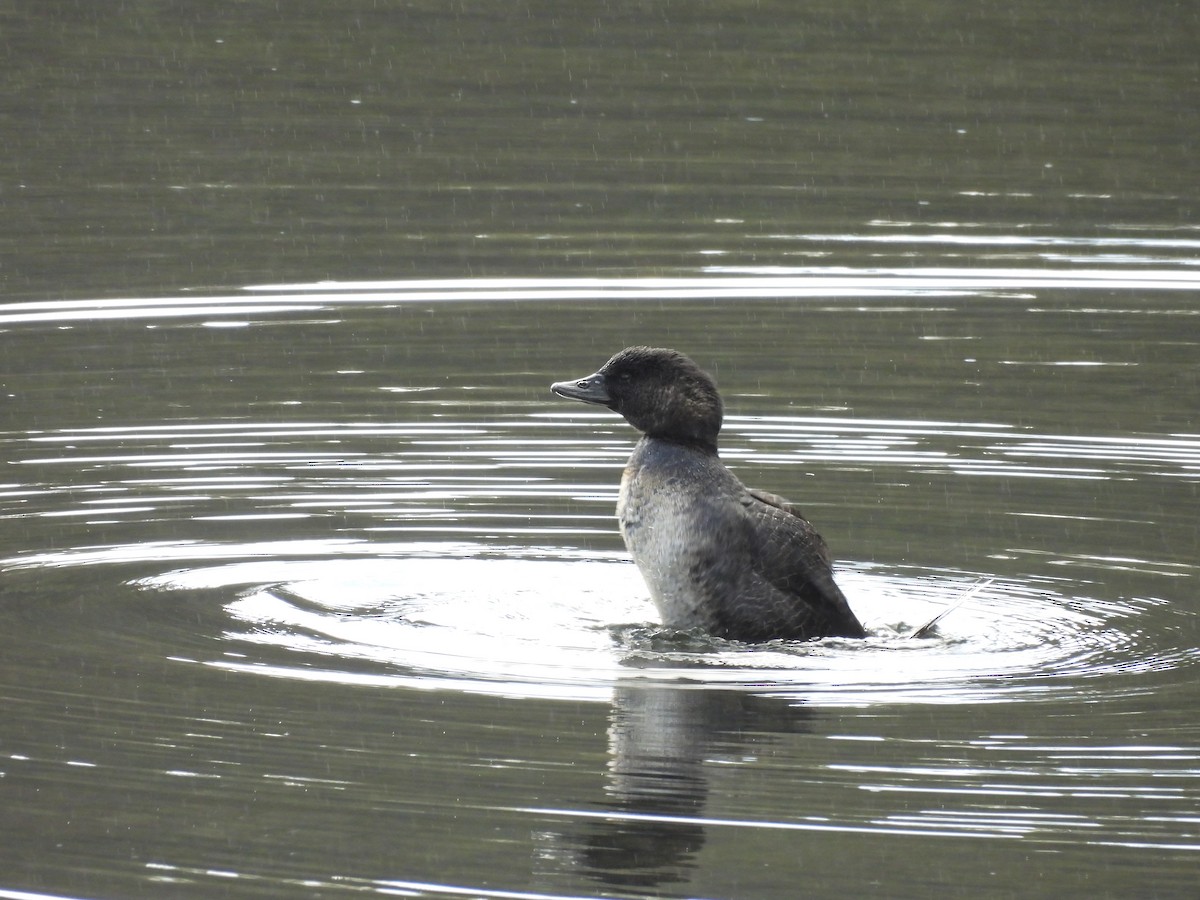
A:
<box><xmin>575</xmin><ymin>683</ymin><xmax>813</xmax><ymax>891</ymax></box>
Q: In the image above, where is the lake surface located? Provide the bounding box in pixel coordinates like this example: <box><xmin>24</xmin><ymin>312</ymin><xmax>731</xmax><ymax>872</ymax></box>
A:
<box><xmin>1</xmin><ymin>3</ymin><xmax>1198</xmax><ymax>899</ymax></box>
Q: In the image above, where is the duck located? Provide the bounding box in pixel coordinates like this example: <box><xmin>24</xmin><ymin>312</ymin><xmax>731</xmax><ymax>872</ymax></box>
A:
<box><xmin>551</xmin><ymin>346</ymin><xmax>866</xmax><ymax>642</ymax></box>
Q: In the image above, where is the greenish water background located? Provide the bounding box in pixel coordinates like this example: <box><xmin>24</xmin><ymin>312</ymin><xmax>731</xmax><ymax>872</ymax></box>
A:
<box><xmin>1</xmin><ymin>2</ymin><xmax>1197</xmax><ymax>898</ymax></box>
<box><xmin>4</xmin><ymin>0</ymin><xmax>1195</xmax><ymax>294</ymax></box>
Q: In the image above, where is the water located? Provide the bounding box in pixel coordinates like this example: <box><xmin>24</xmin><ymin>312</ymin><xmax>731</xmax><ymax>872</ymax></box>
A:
<box><xmin>2</xmin><ymin>3</ymin><xmax>1198</xmax><ymax>899</ymax></box>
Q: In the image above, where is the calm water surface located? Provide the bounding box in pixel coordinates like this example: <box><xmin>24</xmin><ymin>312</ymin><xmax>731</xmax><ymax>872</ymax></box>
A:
<box><xmin>2</xmin><ymin>2</ymin><xmax>1198</xmax><ymax>899</ymax></box>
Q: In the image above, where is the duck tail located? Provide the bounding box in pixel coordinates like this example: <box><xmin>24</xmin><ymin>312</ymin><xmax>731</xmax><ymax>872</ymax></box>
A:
<box><xmin>909</xmin><ymin>577</ymin><xmax>995</xmax><ymax>639</ymax></box>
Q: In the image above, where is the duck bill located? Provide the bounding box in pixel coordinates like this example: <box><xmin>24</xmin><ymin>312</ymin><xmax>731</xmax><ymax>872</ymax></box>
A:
<box><xmin>550</xmin><ymin>372</ymin><xmax>611</xmax><ymax>406</ymax></box>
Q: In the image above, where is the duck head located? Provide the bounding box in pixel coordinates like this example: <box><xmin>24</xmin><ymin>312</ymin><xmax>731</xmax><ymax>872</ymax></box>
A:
<box><xmin>551</xmin><ymin>346</ymin><xmax>723</xmax><ymax>451</ymax></box>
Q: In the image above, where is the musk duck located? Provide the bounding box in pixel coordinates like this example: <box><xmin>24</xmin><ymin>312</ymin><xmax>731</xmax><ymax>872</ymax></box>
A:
<box><xmin>552</xmin><ymin>346</ymin><xmax>865</xmax><ymax>642</ymax></box>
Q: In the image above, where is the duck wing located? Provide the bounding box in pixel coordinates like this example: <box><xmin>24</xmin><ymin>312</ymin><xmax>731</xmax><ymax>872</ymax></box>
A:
<box><xmin>737</xmin><ymin>487</ymin><xmax>866</xmax><ymax>639</ymax></box>
<box><xmin>745</xmin><ymin>488</ymin><xmax>833</xmax><ymax>566</ymax></box>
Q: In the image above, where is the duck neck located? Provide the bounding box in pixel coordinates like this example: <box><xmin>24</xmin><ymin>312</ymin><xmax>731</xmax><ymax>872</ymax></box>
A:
<box><xmin>643</xmin><ymin>431</ymin><xmax>720</xmax><ymax>456</ymax></box>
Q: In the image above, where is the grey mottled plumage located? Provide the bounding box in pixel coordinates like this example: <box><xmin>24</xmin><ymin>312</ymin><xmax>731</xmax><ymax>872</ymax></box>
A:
<box><xmin>552</xmin><ymin>346</ymin><xmax>866</xmax><ymax>642</ymax></box>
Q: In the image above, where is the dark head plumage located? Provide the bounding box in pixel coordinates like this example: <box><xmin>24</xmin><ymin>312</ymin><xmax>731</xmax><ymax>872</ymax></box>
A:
<box><xmin>551</xmin><ymin>346</ymin><xmax>723</xmax><ymax>451</ymax></box>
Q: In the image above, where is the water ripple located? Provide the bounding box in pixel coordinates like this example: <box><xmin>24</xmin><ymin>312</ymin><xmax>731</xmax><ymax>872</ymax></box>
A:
<box><xmin>5</xmin><ymin>410</ymin><xmax>1195</xmax><ymax>711</ymax></box>
<box><xmin>115</xmin><ymin>545</ymin><xmax>1193</xmax><ymax>708</ymax></box>
<box><xmin>2</xmin><ymin>268</ymin><xmax>1198</xmax><ymax>325</ymax></box>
